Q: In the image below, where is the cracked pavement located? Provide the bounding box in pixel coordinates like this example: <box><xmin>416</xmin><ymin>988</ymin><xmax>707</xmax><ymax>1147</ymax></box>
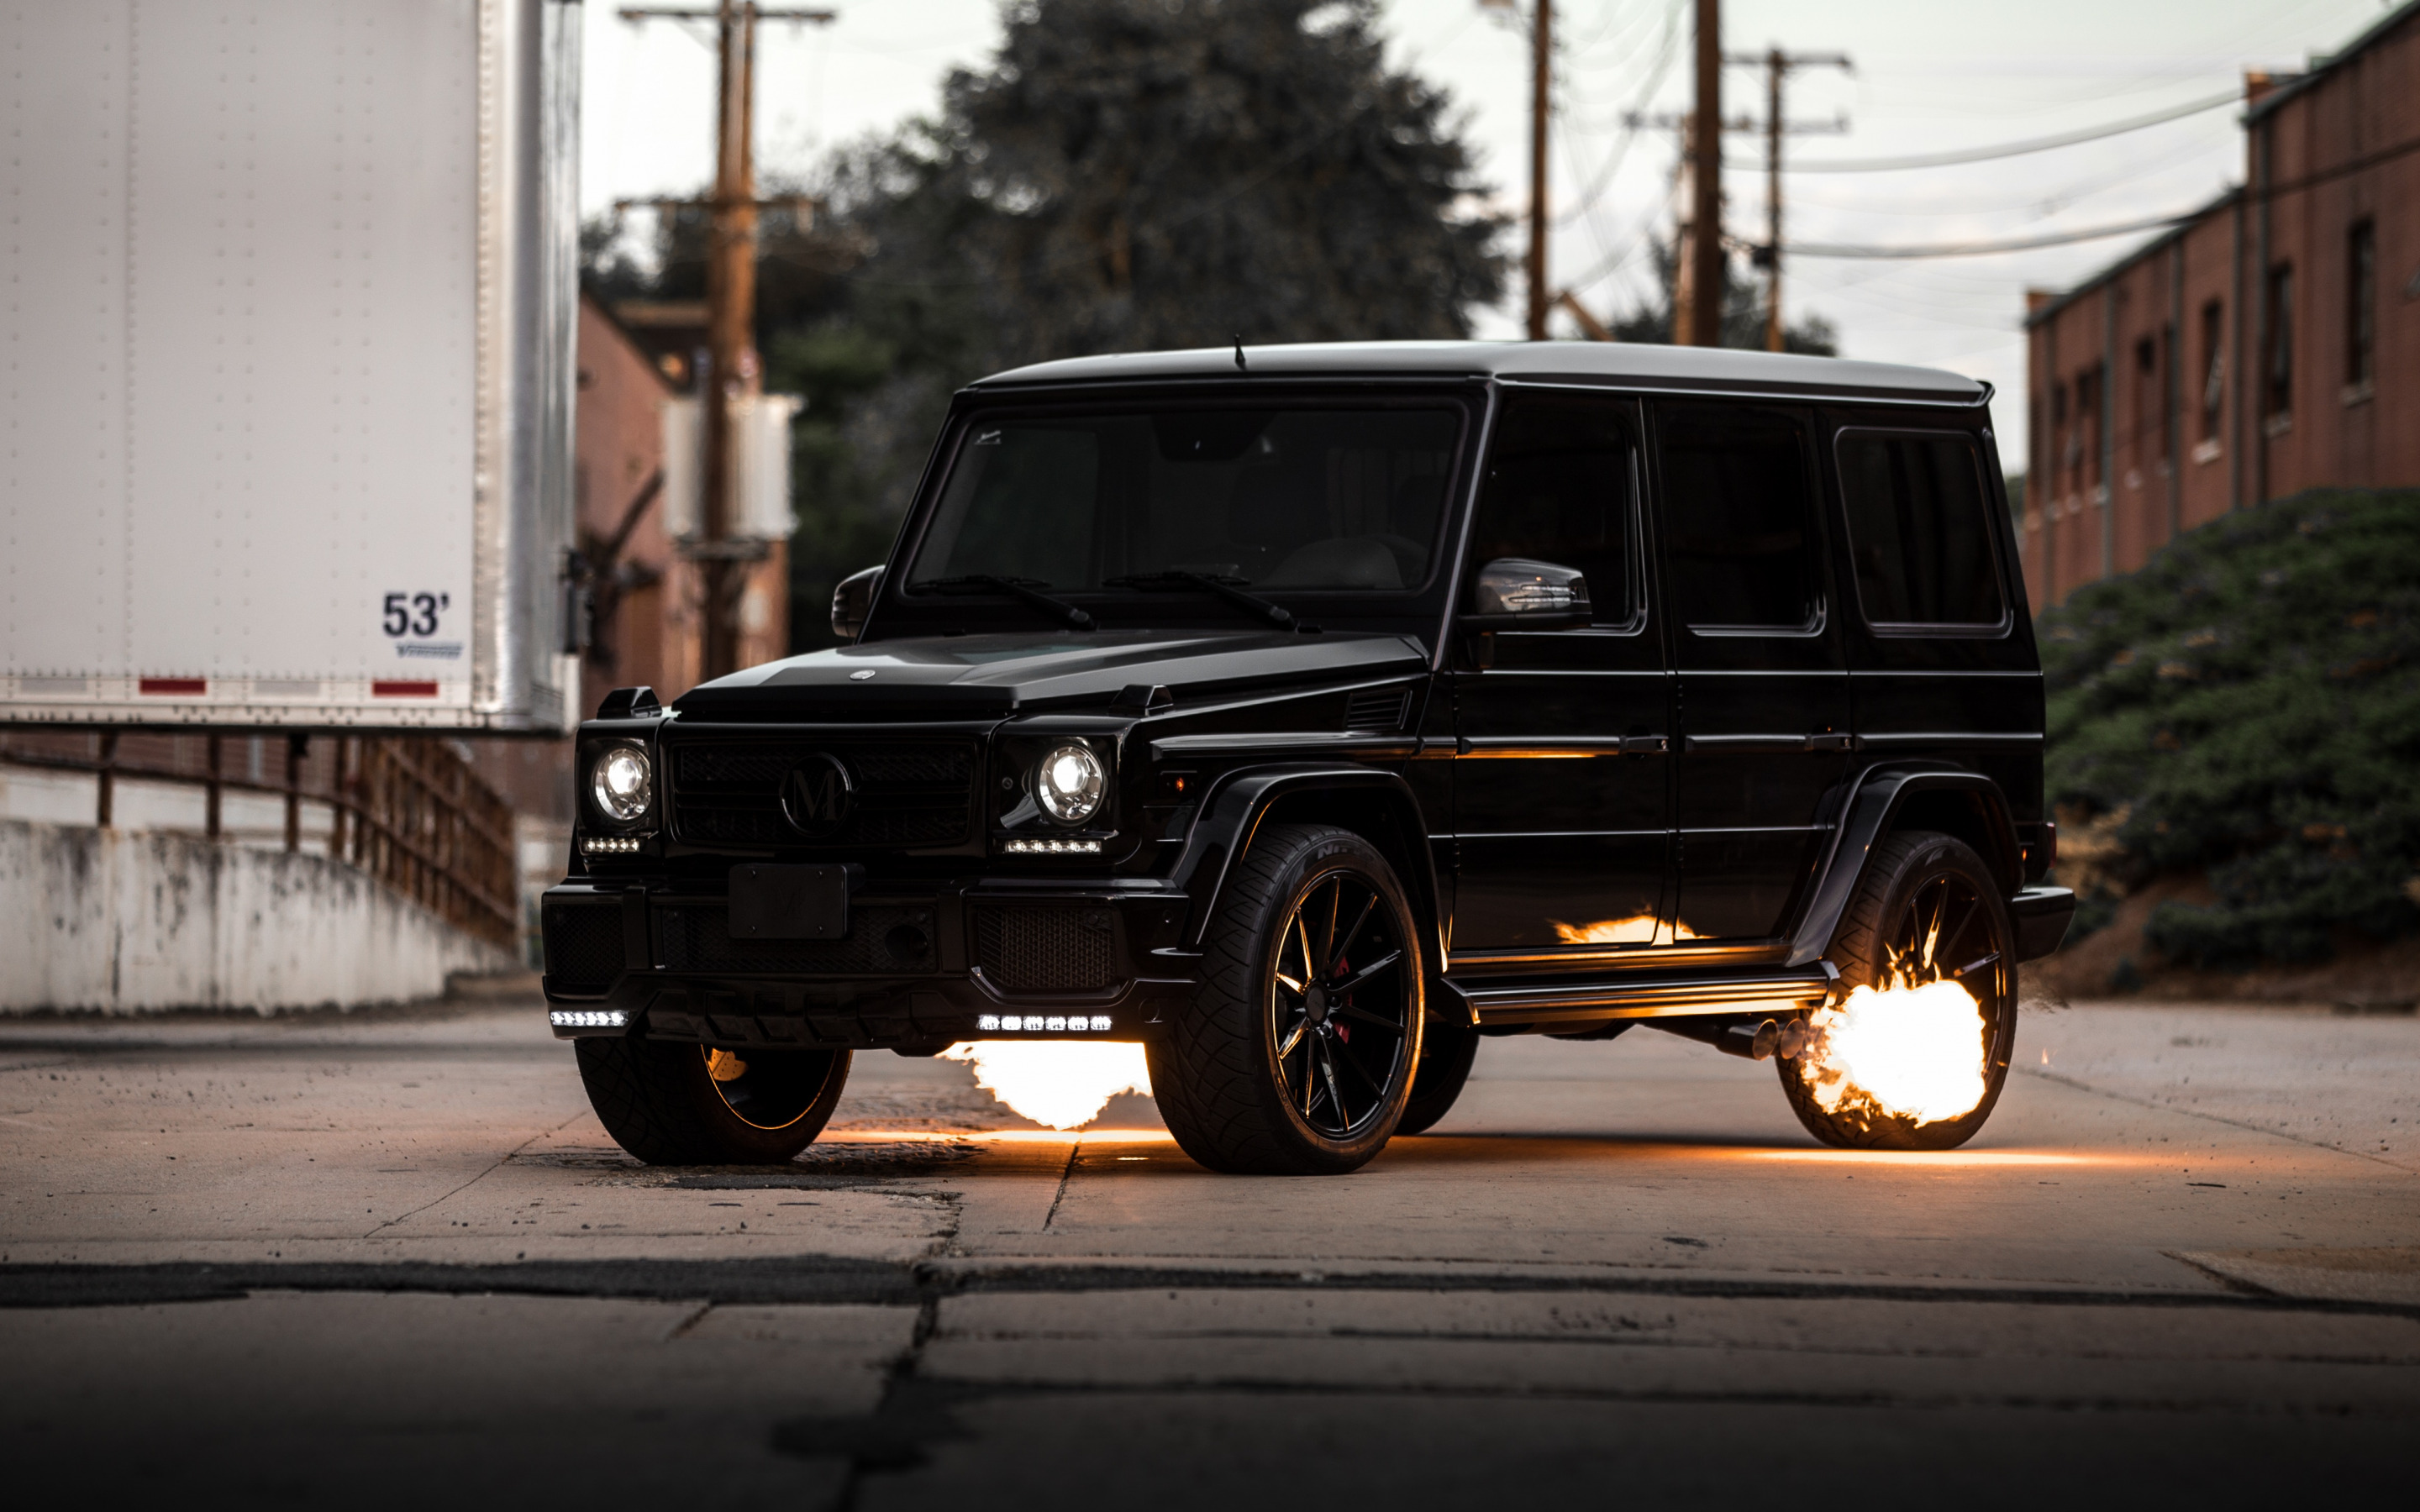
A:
<box><xmin>1</xmin><ymin>995</ymin><xmax>2414</xmax><ymax>1508</ymax></box>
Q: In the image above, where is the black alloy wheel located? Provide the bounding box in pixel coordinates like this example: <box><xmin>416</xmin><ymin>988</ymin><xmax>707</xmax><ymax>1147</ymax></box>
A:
<box><xmin>576</xmin><ymin>1035</ymin><xmax>851</xmax><ymax>1164</ymax></box>
<box><xmin>1149</xmin><ymin>823</ymin><xmax>1424</xmax><ymax>1174</ymax></box>
<box><xmin>1269</xmin><ymin>868</ymin><xmax>1415</xmax><ymax>1142</ymax></box>
<box><xmin>1780</xmin><ymin>829</ymin><xmax>2018</xmax><ymax>1152</ymax></box>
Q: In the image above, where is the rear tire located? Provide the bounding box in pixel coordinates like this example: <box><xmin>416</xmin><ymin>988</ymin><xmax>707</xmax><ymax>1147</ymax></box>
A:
<box><xmin>1149</xmin><ymin>823</ymin><xmax>1424</xmax><ymax>1174</ymax></box>
<box><xmin>576</xmin><ymin>1036</ymin><xmax>850</xmax><ymax>1165</ymax></box>
<box><xmin>1779</xmin><ymin>830</ymin><xmax>2017</xmax><ymax>1151</ymax></box>
<box><xmin>1396</xmin><ymin>1020</ymin><xmax>1478</xmax><ymax>1136</ymax></box>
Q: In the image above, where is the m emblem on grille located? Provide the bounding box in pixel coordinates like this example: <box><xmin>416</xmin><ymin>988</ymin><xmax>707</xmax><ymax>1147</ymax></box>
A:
<box><xmin>779</xmin><ymin>753</ymin><xmax>855</xmax><ymax>839</ymax></box>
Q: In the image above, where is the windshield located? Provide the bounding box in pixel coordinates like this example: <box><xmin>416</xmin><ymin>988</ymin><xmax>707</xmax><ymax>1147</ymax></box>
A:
<box><xmin>911</xmin><ymin>405</ymin><xmax>1462</xmax><ymax>593</ymax></box>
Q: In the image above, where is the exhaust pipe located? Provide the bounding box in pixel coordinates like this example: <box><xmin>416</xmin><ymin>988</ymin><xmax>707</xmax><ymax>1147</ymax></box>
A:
<box><xmin>1646</xmin><ymin>1015</ymin><xmax>1809</xmax><ymax>1062</ymax></box>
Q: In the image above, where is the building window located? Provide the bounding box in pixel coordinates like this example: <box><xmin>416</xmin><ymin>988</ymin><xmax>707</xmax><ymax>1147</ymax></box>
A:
<box><xmin>2348</xmin><ymin>219</ymin><xmax>2376</xmax><ymax>388</ymax></box>
<box><xmin>2199</xmin><ymin>299</ymin><xmax>2224</xmax><ymax>441</ymax></box>
<box><xmin>2159</xmin><ymin>323</ymin><xmax>2176</xmax><ymax>463</ymax></box>
<box><xmin>2264</xmin><ymin>262</ymin><xmax>2294</xmax><ymax>418</ymax></box>
<box><xmin>2134</xmin><ymin>335</ymin><xmax>2159</xmax><ymax>466</ymax></box>
<box><xmin>2076</xmin><ymin>365</ymin><xmax>2103</xmax><ymax>490</ymax></box>
<box><xmin>2051</xmin><ymin>382</ymin><xmax>2070</xmax><ymax>491</ymax></box>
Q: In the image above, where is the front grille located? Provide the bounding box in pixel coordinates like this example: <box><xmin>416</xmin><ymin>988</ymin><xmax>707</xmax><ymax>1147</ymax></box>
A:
<box><xmin>1344</xmin><ymin>687</ymin><xmax>1412</xmax><ymax>732</ymax></box>
<box><xmin>668</xmin><ymin>737</ymin><xmax>976</xmax><ymax>850</ymax></box>
<box><xmin>974</xmin><ymin>906</ymin><xmax>1120</xmax><ymax>992</ymax></box>
<box><xmin>543</xmin><ymin>904</ymin><xmax>624</xmax><ymax>990</ymax></box>
<box><xmin>657</xmin><ymin>902</ymin><xmax>939</xmax><ymax>975</ymax></box>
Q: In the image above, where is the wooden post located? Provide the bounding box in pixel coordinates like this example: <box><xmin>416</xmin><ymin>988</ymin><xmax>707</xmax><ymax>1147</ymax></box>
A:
<box><xmin>97</xmin><ymin>731</ymin><xmax>118</xmax><ymax>827</ymax></box>
<box><xmin>701</xmin><ymin>0</ymin><xmax>759</xmax><ymax>680</ymax></box>
<box><xmin>330</xmin><ymin>737</ymin><xmax>349</xmax><ymax>861</ymax></box>
<box><xmin>1686</xmin><ymin>0</ymin><xmax>1724</xmax><ymax>347</ymax></box>
<box><xmin>1526</xmin><ymin>0</ymin><xmax>1551</xmax><ymax>339</ymax></box>
<box><xmin>284</xmin><ymin>734</ymin><xmax>306</xmax><ymax>853</ymax></box>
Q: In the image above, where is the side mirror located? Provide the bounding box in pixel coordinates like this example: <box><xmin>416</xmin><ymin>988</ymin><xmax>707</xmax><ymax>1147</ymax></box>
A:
<box><xmin>1460</xmin><ymin>557</ymin><xmax>1591</xmax><ymax>631</ymax></box>
<box><xmin>830</xmin><ymin>564</ymin><xmax>884</xmax><ymax>643</ymax></box>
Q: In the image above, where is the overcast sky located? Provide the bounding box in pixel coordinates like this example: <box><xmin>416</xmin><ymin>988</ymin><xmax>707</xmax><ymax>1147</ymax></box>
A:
<box><xmin>580</xmin><ymin>0</ymin><xmax>2402</xmax><ymax>465</ymax></box>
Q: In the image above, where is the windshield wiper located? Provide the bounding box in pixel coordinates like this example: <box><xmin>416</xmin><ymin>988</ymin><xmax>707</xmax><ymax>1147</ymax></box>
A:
<box><xmin>1101</xmin><ymin>571</ymin><xmax>1302</xmax><ymax>631</ymax></box>
<box><xmin>911</xmin><ymin>575</ymin><xmax>1094</xmax><ymax>630</ymax></box>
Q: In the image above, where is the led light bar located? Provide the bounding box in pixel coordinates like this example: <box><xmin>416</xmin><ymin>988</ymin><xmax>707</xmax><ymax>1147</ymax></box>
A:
<box><xmin>976</xmin><ymin>1014</ymin><xmax>1114</xmax><ymax>1032</ymax></box>
<box><xmin>1002</xmin><ymin>837</ymin><xmax>1102</xmax><ymax>855</ymax></box>
<box><xmin>581</xmin><ymin>836</ymin><xmax>642</xmax><ymax>855</ymax></box>
<box><xmin>549</xmin><ymin>1009</ymin><xmax>628</xmax><ymax>1028</ymax></box>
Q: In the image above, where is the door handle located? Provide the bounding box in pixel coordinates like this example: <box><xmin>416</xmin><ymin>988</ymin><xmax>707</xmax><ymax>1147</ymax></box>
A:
<box><xmin>1621</xmin><ymin>734</ymin><xmax>1669</xmax><ymax>755</ymax></box>
<box><xmin>1805</xmin><ymin>732</ymin><xmax>1854</xmax><ymax>753</ymax></box>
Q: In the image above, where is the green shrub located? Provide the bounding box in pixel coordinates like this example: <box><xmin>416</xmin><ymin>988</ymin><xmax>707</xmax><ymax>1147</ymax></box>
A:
<box><xmin>2040</xmin><ymin>488</ymin><xmax>2420</xmax><ymax>966</ymax></box>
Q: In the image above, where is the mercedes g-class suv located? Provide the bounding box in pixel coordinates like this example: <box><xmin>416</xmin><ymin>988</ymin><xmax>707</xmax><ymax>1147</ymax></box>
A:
<box><xmin>542</xmin><ymin>341</ymin><xmax>2075</xmax><ymax>1174</ymax></box>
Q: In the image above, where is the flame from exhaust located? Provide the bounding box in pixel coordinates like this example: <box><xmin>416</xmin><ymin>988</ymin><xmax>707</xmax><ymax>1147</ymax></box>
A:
<box><xmin>940</xmin><ymin>1041</ymin><xmax>1153</xmax><ymax>1130</ymax></box>
<box><xmin>1799</xmin><ymin>978</ymin><xmax>1990</xmax><ymax>1126</ymax></box>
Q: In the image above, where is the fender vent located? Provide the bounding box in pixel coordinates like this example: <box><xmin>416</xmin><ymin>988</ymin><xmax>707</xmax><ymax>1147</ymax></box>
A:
<box><xmin>1344</xmin><ymin>687</ymin><xmax>1412</xmax><ymax>732</ymax></box>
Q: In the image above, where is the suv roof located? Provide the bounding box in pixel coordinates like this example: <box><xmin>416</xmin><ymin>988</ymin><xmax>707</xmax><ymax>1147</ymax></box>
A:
<box><xmin>970</xmin><ymin>339</ymin><xmax>1988</xmax><ymax>405</ymax></box>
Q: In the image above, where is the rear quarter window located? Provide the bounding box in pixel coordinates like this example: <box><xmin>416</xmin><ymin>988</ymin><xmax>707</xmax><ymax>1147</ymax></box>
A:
<box><xmin>1833</xmin><ymin>429</ymin><xmax>2007</xmax><ymax>632</ymax></box>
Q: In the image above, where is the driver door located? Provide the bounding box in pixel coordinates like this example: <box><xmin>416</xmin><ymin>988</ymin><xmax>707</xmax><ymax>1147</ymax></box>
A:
<box><xmin>1449</xmin><ymin>389</ymin><xmax>1674</xmax><ymax>958</ymax></box>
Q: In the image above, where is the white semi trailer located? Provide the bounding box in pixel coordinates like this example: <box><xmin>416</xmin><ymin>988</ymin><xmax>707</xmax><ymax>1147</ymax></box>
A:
<box><xmin>0</xmin><ymin>0</ymin><xmax>581</xmax><ymax>732</ymax></box>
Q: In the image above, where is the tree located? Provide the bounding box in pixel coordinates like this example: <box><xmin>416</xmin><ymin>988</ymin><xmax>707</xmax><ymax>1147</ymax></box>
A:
<box><xmin>857</xmin><ymin>0</ymin><xmax>1509</xmax><ymax>370</ymax></box>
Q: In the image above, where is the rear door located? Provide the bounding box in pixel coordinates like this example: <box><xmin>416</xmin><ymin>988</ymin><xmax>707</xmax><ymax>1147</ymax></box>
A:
<box><xmin>1449</xmin><ymin>389</ymin><xmax>1673</xmax><ymax>957</ymax></box>
<box><xmin>1653</xmin><ymin>401</ymin><xmax>1850</xmax><ymax>942</ymax></box>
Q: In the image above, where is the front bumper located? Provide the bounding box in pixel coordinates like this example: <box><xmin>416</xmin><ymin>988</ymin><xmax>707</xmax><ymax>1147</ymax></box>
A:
<box><xmin>539</xmin><ymin>879</ymin><xmax>1197</xmax><ymax>1051</ymax></box>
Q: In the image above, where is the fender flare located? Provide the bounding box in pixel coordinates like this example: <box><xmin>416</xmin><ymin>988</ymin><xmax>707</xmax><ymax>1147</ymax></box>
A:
<box><xmin>1785</xmin><ymin>767</ymin><xmax>2021</xmax><ymax>969</ymax></box>
<box><xmin>1168</xmin><ymin>764</ymin><xmax>1444</xmax><ymax>963</ymax></box>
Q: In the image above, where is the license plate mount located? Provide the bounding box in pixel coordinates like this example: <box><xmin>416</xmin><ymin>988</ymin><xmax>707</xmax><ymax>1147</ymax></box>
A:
<box><xmin>727</xmin><ymin>864</ymin><xmax>850</xmax><ymax>941</ymax></box>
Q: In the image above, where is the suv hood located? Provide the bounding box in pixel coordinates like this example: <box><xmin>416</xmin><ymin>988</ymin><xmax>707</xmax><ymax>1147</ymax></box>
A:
<box><xmin>671</xmin><ymin>630</ymin><xmax>1428</xmax><ymax>722</ymax></box>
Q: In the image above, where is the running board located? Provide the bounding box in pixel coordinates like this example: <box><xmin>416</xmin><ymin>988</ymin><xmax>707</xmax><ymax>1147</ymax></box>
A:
<box><xmin>1449</xmin><ymin>964</ymin><xmax>1840</xmax><ymax>1027</ymax></box>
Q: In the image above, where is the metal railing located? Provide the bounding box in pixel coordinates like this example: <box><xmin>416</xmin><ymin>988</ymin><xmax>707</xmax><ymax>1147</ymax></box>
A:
<box><xmin>0</xmin><ymin>731</ymin><xmax>518</xmax><ymax>950</ymax></box>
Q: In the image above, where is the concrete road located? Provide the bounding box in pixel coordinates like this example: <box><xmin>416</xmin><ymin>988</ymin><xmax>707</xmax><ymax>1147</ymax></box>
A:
<box><xmin>3</xmin><ymin>995</ymin><xmax>2415</xmax><ymax>1509</ymax></box>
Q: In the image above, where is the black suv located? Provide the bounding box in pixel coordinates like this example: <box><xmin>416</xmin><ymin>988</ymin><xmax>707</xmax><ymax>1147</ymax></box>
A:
<box><xmin>543</xmin><ymin>341</ymin><xmax>2075</xmax><ymax>1174</ymax></box>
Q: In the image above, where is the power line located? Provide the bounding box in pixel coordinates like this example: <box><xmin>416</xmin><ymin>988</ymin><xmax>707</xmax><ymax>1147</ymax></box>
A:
<box><xmin>1795</xmin><ymin>123</ymin><xmax>2420</xmax><ymax>260</ymax></box>
<box><xmin>1790</xmin><ymin>210</ymin><xmax>2196</xmax><ymax>260</ymax></box>
<box><xmin>1781</xmin><ymin>87</ymin><xmax>2237</xmax><ymax>173</ymax></box>
<box><xmin>1551</xmin><ymin>0</ymin><xmax>1686</xmax><ymax>232</ymax></box>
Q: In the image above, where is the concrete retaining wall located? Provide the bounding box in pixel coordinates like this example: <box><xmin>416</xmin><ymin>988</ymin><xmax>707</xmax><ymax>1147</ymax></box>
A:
<box><xmin>0</xmin><ymin>820</ymin><xmax>513</xmax><ymax>1013</ymax></box>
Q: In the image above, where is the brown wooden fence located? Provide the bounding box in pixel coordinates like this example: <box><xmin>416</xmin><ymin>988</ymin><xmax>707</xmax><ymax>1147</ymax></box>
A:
<box><xmin>0</xmin><ymin>730</ymin><xmax>518</xmax><ymax>950</ymax></box>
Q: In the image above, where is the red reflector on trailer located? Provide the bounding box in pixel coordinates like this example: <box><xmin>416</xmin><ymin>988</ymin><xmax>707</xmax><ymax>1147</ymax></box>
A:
<box><xmin>372</xmin><ymin>680</ymin><xmax>440</xmax><ymax>698</ymax></box>
<box><xmin>139</xmin><ymin>678</ymin><xmax>207</xmax><ymax>696</ymax></box>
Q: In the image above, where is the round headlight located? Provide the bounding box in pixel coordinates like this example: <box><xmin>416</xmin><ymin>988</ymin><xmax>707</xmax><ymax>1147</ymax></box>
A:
<box><xmin>1033</xmin><ymin>743</ymin><xmax>1105</xmax><ymax>826</ymax></box>
<box><xmin>591</xmin><ymin>745</ymin><xmax>653</xmax><ymax>824</ymax></box>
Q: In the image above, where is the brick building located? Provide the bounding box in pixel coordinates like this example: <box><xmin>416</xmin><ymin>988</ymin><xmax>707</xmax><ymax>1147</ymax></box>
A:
<box><xmin>2021</xmin><ymin>0</ymin><xmax>2420</xmax><ymax>605</ymax></box>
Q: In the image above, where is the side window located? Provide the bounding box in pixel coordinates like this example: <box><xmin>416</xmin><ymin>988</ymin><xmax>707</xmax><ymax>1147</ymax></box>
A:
<box><xmin>1465</xmin><ymin>392</ymin><xmax>1638</xmax><ymax>627</ymax></box>
<box><xmin>1656</xmin><ymin>403</ymin><xmax>1821</xmax><ymax>632</ymax></box>
<box><xmin>1834</xmin><ymin>430</ymin><xmax>2007</xmax><ymax>629</ymax></box>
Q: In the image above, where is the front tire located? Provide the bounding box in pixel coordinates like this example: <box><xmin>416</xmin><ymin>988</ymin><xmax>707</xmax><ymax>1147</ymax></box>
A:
<box><xmin>1150</xmin><ymin>823</ymin><xmax>1424</xmax><ymax>1174</ymax></box>
<box><xmin>1779</xmin><ymin>830</ymin><xmax>2017</xmax><ymax>1151</ymax></box>
<box><xmin>576</xmin><ymin>1036</ymin><xmax>850</xmax><ymax>1165</ymax></box>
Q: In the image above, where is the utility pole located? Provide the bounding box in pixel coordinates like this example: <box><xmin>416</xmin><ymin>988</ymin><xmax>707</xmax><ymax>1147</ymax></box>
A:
<box><xmin>702</xmin><ymin>0</ymin><xmax>758</xmax><ymax>680</ymax></box>
<box><xmin>621</xmin><ymin>3</ymin><xmax>836</xmax><ymax>681</ymax></box>
<box><xmin>1686</xmin><ymin>0</ymin><xmax>1723</xmax><ymax>347</ymax></box>
<box><xmin>1725</xmin><ymin>46</ymin><xmax>1850</xmax><ymax>351</ymax></box>
<box><xmin>1528</xmin><ymin>0</ymin><xmax>1552</xmax><ymax>340</ymax></box>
